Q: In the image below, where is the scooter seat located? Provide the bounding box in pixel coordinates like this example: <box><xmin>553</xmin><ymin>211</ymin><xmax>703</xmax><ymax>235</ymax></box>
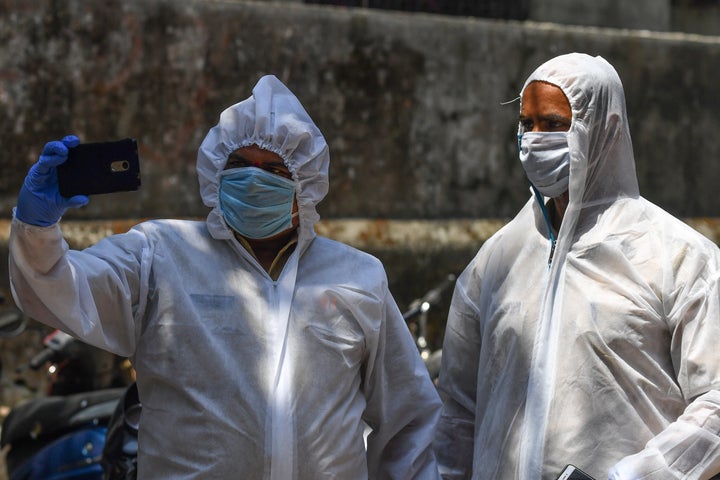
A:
<box><xmin>1</xmin><ymin>388</ymin><xmax>124</xmax><ymax>449</ymax></box>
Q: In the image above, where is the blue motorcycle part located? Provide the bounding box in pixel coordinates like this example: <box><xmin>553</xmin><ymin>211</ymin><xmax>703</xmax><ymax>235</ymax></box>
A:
<box><xmin>9</xmin><ymin>426</ymin><xmax>107</xmax><ymax>480</ymax></box>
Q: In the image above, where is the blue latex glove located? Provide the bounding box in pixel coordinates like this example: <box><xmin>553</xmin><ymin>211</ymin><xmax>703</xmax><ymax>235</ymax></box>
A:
<box><xmin>15</xmin><ymin>135</ymin><xmax>90</xmax><ymax>227</ymax></box>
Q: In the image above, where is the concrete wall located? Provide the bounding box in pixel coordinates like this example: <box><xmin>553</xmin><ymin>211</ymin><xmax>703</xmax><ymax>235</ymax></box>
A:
<box><xmin>672</xmin><ymin>2</ymin><xmax>720</xmax><ymax>35</ymax></box>
<box><xmin>2</xmin><ymin>0</ymin><xmax>720</xmax><ymax>352</ymax></box>
<box><xmin>529</xmin><ymin>0</ymin><xmax>671</xmax><ymax>30</ymax></box>
<box><xmin>2</xmin><ymin>1</ymin><xmax>720</xmax><ymax>222</ymax></box>
<box><xmin>301</xmin><ymin>0</ymin><xmax>720</xmax><ymax>35</ymax></box>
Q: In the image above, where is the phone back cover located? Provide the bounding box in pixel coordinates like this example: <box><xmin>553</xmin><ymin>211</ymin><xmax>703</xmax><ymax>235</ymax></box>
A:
<box><xmin>556</xmin><ymin>465</ymin><xmax>595</xmax><ymax>480</ymax></box>
<box><xmin>58</xmin><ymin>138</ymin><xmax>141</xmax><ymax>197</ymax></box>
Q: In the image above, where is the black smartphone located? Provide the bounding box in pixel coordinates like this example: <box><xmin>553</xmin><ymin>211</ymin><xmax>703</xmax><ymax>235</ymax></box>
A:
<box><xmin>556</xmin><ymin>464</ymin><xmax>595</xmax><ymax>480</ymax></box>
<box><xmin>58</xmin><ymin>138</ymin><xmax>141</xmax><ymax>197</ymax></box>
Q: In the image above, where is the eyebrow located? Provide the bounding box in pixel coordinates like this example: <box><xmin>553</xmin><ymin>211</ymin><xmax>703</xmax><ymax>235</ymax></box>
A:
<box><xmin>518</xmin><ymin>113</ymin><xmax>571</xmax><ymax>123</ymax></box>
<box><xmin>227</xmin><ymin>153</ymin><xmax>287</xmax><ymax>169</ymax></box>
<box><xmin>227</xmin><ymin>153</ymin><xmax>251</xmax><ymax>162</ymax></box>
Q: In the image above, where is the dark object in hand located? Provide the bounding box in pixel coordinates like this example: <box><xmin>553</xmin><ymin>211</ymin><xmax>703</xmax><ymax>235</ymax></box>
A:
<box><xmin>58</xmin><ymin>138</ymin><xmax>141</xmax><ymax>197</ymax></box>
<box><xmin>556</xmin><ymin>465</ymin><xmax>595</xmax><ymax>480</ymax></box>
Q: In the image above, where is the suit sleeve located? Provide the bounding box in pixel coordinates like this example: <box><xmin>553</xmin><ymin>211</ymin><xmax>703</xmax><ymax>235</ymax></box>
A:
<box><xmin>433</xmin><ymin>277</ymin><xmax>482</xmax><ymax>480</ymax></box>
<box><xmin>9</xmin><ymin>217</ymin><xmax>146</xmax><ymax>357</ymax></box>
<box><xmin>610</xmin><ymin>256</ymin><xmax>720</xmax><ymax>479</ymax></box>
<box><xmin>363</xmin><ymin>287</ymin><xmax>442</xmax><ymax>480</ymax></box>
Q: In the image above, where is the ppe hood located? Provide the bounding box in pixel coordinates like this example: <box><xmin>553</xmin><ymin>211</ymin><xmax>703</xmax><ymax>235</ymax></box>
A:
<box><xmin>197</xmin><ymin>75</ymin><xmax>330</xmax><ymax>248</ymax></box>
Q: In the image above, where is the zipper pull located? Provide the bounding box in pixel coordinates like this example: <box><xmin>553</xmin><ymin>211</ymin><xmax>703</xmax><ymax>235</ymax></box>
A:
<box><xmin>548</xmin><ymin>239</ymin><xmax>556</xmax><ymax>268</ymax></box>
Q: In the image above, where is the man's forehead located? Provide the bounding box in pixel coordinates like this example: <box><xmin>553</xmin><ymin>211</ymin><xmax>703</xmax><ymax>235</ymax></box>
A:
<box><xmin>230</xmin><ymin>145</ymin><xmax>284</xmax><ymax>162</ymax></box>
<box><xmin>521</xmin><ymin>81</ymin><xmax>570</xmax><ymax>112</ymax></box>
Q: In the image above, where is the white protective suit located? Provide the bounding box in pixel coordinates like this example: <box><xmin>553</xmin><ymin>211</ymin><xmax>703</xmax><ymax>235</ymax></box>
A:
<box><xmin>434</xmin><ymin>54</ymin><xmax>720</xmax><ymax>479</ymax></box>
<box><xmin>9</xmin><ymin>75</ymin><xmax>441</xmax><ymax>479</ymax></box>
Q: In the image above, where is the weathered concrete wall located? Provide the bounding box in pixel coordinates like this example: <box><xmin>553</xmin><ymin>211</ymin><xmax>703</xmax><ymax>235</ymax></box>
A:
<box><xmin>2</xmin><ymin>0</ymin><xmax>720</xmax><ymax>223</ymax></box>
<box><xmin>672</xmin><ymin>3</ymin><xmax>720</xmax><ymax>36</ymax></box>
<box><xmin>529</xmin><ymin>0</ymin><xmax>671</xmax><ymax>31</ymax></box>
<box><xmin>2</xmin><ymin>0</ymin><xmax>720</xmax><ymax>354</ymax></box>
<box><xmin>292</xmin><ymin>0</ymin><xmax>720</xmax><ymax>35</ymax></box>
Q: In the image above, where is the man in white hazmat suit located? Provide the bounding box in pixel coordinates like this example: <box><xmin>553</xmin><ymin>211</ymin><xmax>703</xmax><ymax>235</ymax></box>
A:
<box><xmin>8</xmin><ymin>74</ymin><xmax>441</xmax><ymax>479</ymax></box>
<box><xmin>433</xmin><ymin>53</ymin><xmax>720</xmax><ymax>479</ymax></box>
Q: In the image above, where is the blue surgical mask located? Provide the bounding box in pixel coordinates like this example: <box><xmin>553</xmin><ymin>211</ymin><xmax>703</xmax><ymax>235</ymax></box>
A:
<box><xmin>219</xmin><ymin>167</ymin><xmax>296</xmax><ymax>239</ymax></box>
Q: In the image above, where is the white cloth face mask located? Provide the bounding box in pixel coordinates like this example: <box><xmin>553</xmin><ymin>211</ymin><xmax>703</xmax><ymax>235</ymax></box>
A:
<box><xmin>519</xmin><ymin>131</ymin><xmax>570</xmax><ymax>198</ymax></box>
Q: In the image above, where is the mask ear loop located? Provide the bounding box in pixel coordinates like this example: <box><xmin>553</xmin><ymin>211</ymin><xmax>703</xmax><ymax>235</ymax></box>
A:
<box><xmin>530</xmin><ymin>183</ymin><xmax>557</xmax><ymax>268</ymax></box>
<box><xmin>519</xmin><ymin>127</ymin><xmax>557</xmax><ymax>268</ymax></box>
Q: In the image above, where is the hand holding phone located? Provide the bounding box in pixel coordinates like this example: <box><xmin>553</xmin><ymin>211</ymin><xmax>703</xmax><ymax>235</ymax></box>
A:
<box><xmin>15</xmin><ymin>135</ymin><xmax>90</xmax><ymax>226</ymax></box>
<box><xmin>57</xmin><ymin>138</ymin><xmax>141</xmax><ymax>197</ymax></box>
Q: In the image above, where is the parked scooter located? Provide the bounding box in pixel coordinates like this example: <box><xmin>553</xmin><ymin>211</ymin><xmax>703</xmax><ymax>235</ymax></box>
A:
<box><xmin>0</xmin><ymin>312</ymin><xmax>132</xmax><ymax>480</ymax></box>
<box><xmin>402</xmin><ymin>273</ymin><xmax>456</xmax><ymax>384</ymax></box>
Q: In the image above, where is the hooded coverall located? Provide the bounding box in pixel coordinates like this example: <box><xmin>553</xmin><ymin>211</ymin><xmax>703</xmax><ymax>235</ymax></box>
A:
<box><xmin>9</xmin><ymin>75</ymin><xmax>441</xmax><ymax>479</ymax></box>
<box><xmin>434</xmin><ymin>54</ymin><xmax>720</xmax><ymax>479</ymax></box>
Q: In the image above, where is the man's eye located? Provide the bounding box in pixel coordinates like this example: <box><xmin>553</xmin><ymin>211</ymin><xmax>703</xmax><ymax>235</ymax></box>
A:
<box><xmin>227</xmin><ymin>159</ymin><xmax>250</xmax><ymax>168</ymax></box>
<box><xmin>519</xmin><ymin>120</ymin><xmax>533</xmax><ymax>131</ymax></box>
<box><xmin>269</xmin><ymin>167</ymin><xmax>292</xmax><ymax>179</ymax></box>
<box><xmin>548</xmin><ymin>121</ymin><xmax>571</xmax><ymax>131</ymax></box>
